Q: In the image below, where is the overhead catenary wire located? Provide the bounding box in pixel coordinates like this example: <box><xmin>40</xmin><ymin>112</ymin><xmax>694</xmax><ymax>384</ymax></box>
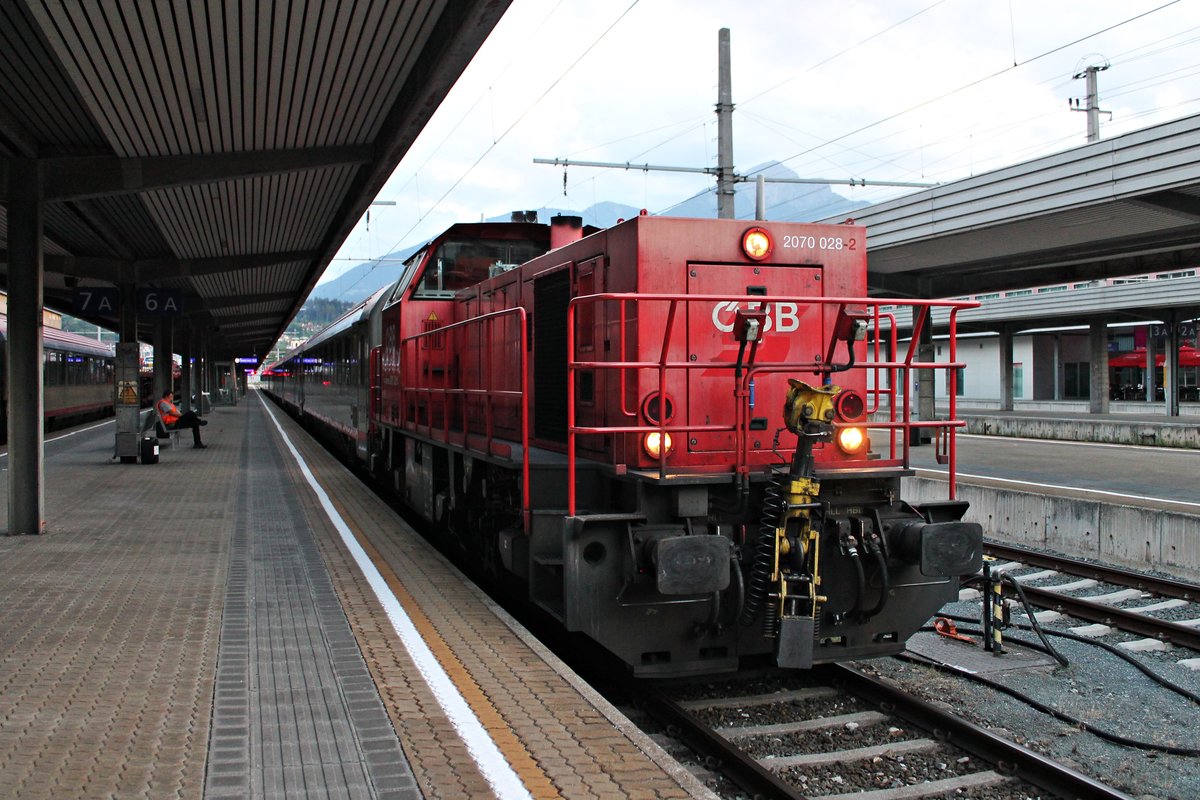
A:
<box><xmin>585</xmin><ymin>1</ymin><xmax>953</xmax><ymax>209</ymax></box>
<box><xmin>320</xmin><ymin>0</ymin><xmax>643</xmax><ymax>302</ymax></box>
<box><xmin>335</xmin><ymin>0</ymin><xmax>1198</xmax><ymax>292</ymax></box>
<box><xmin>666</xmin><ymin>1</ymin><xmax>1190</xmax><ymax>218</ymax></box>
<box><xmin>759</xmin><ymin>0</ymin><xmax>1183</xmax><ymax>178</ymax></box>
<box><xmin>634</xmin><ymin>0</ymin><xmax>1195</xmax><ymax>198</ymax></box>
<box><xmin>739</xmin><ymin>0</ymin><xmax>953</xmax><ymax>108</ymax></box>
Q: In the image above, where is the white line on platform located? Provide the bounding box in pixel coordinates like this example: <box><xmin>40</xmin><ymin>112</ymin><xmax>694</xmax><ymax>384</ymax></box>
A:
<box><xmin>0</xmin><ymin>419</ymin><xmax>115</xmax><ymax>460</ymax></box>
<box><xmin>259</xmin><ymin>394</ymin><xmax>533</xmax><ymax>800</ymax></box>
<box><xmin>913</xmin><ymin>467</ymin><xmax>1200</xmax><ymax>510</ymax></box>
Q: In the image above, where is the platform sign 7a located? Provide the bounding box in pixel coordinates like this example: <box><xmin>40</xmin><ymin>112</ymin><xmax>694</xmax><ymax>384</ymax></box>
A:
<box><xmin>137</xmin><ymin>288</ymin><xmax>183</xmax><ymax>316</ymax></box>
<box><xmin>73</xmin><ymin>287</ymin><xmax>120</xmax><ymax>317</ymax></box>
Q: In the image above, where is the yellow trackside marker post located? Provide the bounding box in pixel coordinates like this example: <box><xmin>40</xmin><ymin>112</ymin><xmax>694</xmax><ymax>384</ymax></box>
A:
<box><xmin>982</xmin><ymin>557</ymin><xmax>994</xmax><ymax>652</ymax></box>
<box><xmin>992</xmin><ymin>579</ymin><xmax>1004</xmax><ymax>656</ymax></box>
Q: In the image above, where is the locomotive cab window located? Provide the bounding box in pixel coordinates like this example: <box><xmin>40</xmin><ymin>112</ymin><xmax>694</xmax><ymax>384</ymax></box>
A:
<box><xmin>414</xmin><ymin>239</ymin><xmax>547</xmax><ymax>299</ymax></box>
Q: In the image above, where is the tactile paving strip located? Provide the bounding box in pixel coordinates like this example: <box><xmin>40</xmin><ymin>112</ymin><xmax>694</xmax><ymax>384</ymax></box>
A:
<box><xmin>262</xmin><ymin>395</ymin><xmax>703</xmax><ymax>800</ymax></box>
<box><xmin>205</xmin><ymin>413</ymin><xmax>419</xmax><ymax>799</ymax></box>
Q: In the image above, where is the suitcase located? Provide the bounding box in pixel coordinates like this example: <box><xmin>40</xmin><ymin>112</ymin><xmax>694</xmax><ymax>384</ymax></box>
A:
<box><xmin>140</xmin><ymin>435</ymin><xmax>160</xmax><ymax>464</ymax></box>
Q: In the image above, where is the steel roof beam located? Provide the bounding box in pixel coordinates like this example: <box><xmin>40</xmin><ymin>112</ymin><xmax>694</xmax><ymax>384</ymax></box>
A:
<box><xmin>221</xmin><ymin>323</ymin><xmax>282</xmax><ymax>333</ymax></box>
<box><xmin>1128</xmin><ymin>189</ymin><xmax>1200</xmax><ymax>221</ymax></box>
<box><xmin>203</xmin><ymin>312</ymin><xmax>281</xmax><ymax>325</ymax></box>
<box><xmin>0</xmin><ymin>106</ymin><xmax>39</xmax><ymax>158</ymax></box>
<box><xmin>1</xmin><ymin>249</ymin><xmax>318</xmax><ymax>281</ymax></box>
<box><xmin>278</xmin><ymin>0</ymin><xmax>508</xmax><ymax>352</ymax></box>
<box><xmin>0</xmin><ymin>145</ymin><xmax>373</xmax><ymax>202</ymax></box>
<box><xmin>201</xmin><ymin>292</ymin><xmax>297</xmax><ymax>308</ymax></box>
<box><xmin>65</xmin><ymin>200</ymin><xmax>136</xmax><ymax>260</ymax></box>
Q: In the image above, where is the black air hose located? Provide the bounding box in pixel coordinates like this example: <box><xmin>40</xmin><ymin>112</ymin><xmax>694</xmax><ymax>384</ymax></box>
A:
<box><xmin>860</xmin><ymin>542</ymin><xmax>890</xmax><ymax>620</ymax></box>
<box><xmin>826</xmin><ymin>337</ymin><xmax>857</xmax><ymax>374</ymax></box>
<box><xmin>843</xmin><ymin>546</ymin><xmax>866</xmax><ymax>623</ymax></box>
<box><xmin>730</xmin><ymin>551</ymin><xmax>744</xmax><ymax>623</ymax></box>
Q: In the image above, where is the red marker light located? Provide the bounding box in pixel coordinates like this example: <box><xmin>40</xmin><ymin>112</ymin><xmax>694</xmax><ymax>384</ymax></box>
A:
<box><xmin>742</xmin><ymin>227</ymin><xmax>772</xmax><ymax>261</ymax></box>
<box><xmin>835</xmin><ymin>389</ymin><xmax>866</xmax><ymax>421</ymax></box>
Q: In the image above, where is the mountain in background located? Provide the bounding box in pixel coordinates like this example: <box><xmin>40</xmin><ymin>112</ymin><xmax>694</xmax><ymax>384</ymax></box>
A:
<box><xmin>311</xmin><ymin>244</ymin><xmax>422</xmax><ymax>305</ymax></box>
<box><xmin>310</xmin><ymin>171</ymin><xmax>865</xmax><ymax>306</ymax></box>
<box><xmin>666</xmin><ymin>161</ymin><xmax>869</xmax><ymax>222</ymax></box>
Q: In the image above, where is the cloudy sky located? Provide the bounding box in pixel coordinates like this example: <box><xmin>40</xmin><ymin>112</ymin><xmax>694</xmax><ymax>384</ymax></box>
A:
<box><xmin>321</xmin><ymin>0</ymin><xmax>1200</xmax><ymax>282</ymax></box>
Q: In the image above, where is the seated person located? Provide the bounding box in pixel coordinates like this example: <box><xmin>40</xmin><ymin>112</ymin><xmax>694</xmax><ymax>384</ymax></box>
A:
<box><xmin>157</xmin><ymin>390</ymin><xmax>208</xmax><ymax>449</ymax></box>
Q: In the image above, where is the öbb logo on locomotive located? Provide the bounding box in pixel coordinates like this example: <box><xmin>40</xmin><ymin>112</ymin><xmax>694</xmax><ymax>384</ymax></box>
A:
<box><xmin>263</xmin><ymin>213</ymin><xmax>982</xmax><ymax>676</ymax></box>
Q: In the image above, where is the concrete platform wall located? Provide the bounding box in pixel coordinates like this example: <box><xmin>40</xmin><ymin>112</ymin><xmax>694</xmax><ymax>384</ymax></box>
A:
<box><xmin>904</xmin><ymin>477</ymin><xmax>1200</xmax><ymax>580</ymax></box>
<box><xmin>960</xmin><ymin>415</ymin><xmax>1200</xmax><ymax>448</ymax></box>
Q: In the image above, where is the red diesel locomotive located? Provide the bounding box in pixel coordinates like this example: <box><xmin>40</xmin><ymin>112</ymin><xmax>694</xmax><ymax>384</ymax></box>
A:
<box><xmin>264</xmin><ymin>213</ymin><xmax>982</xmax><ymax>676</ymax></box>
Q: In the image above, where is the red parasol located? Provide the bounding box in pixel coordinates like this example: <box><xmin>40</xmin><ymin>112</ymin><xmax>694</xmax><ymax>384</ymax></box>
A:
<box><xmin>1109</xmin><ymin>345</ymin><xmax>1200</xmax><ymax>368</ymax></box>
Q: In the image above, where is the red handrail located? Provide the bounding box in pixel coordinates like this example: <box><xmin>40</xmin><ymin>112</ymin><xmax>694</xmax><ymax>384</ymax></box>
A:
<box><xmin>565</xmin><ymin>292</ymin><xmax>978</xmax><ymax>516</ymax></box>
<box><xmin>398</xmin><ymin>308</ymin><xmax>531</xmax><ymax>530</ymax></box>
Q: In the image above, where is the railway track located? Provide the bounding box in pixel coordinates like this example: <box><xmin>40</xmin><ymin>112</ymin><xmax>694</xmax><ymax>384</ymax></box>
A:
<box><xmin>629</xmin><ymin>665</ymin><xmax>1130</xmax><ymax>800</ymax></box>
<box><xmin>980</xmin><ymin>541</ymin><xmax>1200</xmax><ymax>657</ymax></box>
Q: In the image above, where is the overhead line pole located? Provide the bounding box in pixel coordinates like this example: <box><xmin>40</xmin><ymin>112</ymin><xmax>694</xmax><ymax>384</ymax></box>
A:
<box><xmin>1071</xmin><ymin>63</ymin><xmax>1110</xmax><ymax>143</ymax></box>
<box><xmin>535</xmin><ymin>27</ymin><xmax>938</xmax><ymax>208</ymax></box>
<box><xmin>717</xmin><ymin>28</ymin><xmax>735</xmax><ymax>219</ymax></box>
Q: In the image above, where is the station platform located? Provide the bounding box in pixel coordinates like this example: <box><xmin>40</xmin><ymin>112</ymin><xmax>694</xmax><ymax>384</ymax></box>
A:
<box><xmin>0</xmin><ymin>393</ymin><xmax>709</xmax><ymax>799</ymax></box>
<box><xmin>876</xmin><ymin>402</ymin><xmax>1200</xmax><ymax>448</ymax></box>
<box><xmin>957</xmin><ymin>406</ymin><xmax>1200</xmax><ymax>448</ymax></box>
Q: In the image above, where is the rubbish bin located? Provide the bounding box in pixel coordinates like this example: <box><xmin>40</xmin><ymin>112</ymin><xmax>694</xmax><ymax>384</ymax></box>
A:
<box><xmin>140</xmin><ymin>435</ymin><xmax>160</xmax><ymax>464</ymax></box>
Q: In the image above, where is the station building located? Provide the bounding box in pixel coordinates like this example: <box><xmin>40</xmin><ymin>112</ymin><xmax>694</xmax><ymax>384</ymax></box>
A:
<box><xmin>889</xmin><ymin>269</ymin><xmax>1200</xmax><ymax>412</ymax></box>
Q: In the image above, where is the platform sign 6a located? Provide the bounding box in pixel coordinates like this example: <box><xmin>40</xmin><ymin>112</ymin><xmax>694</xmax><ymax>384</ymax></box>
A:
<box><xmin>138</xmin><ymin>288</ymin><xmax>183</xmax><ymax>316</ymax></box>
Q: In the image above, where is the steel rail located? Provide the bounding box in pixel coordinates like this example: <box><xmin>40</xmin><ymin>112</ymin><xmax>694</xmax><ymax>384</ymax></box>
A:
<box><xmin>985</xmin><ymin>541</ymin><xmax>1200</xmax><ymax>601</ymax></box>
<box><xmin>637</xmin><ymin>690</ymin><xmax>809</xmax><ymax>800</ymax></box>
<box><xmin>1016</xmin><ymin>585</ymin><xmax>1200</xmax><ymax>651</ymax></box>
<box><xmin>822</xmin><ymin>664</ymin><xmax>1136</xmax><ymax>800</ymax></box>
<box><xmin>982</xmin><ymin>541</ymin><xmax>1200</xmax><ymax>650</ymax></box>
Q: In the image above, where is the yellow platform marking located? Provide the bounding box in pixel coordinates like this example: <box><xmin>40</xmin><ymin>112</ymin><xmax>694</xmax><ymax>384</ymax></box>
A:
<box><xmin>326</xmin><ymin>492</ymin><xmax>561</xmax><ymax>800</ymax></box>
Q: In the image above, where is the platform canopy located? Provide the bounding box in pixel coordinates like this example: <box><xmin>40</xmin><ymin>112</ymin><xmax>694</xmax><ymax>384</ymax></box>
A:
<box><xmin>840</xmin><ymin>114</ymin><xmax>1200</xmax><ymax>299</ymax></box>
<box><xmin>0</xmin><ymin>0</ymin><xmax>508</xmax><ymax>359</ymax></box>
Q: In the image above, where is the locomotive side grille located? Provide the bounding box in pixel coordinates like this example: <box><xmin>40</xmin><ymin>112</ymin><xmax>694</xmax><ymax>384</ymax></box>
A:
<box><xmin>534</xmin><ymin>270</ymin><xmax>571</xmax><ymax>442</ymax></box>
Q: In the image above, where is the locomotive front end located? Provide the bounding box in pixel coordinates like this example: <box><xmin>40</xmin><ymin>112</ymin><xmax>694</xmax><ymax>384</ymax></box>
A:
<box><xmin>748</xmin><ymin>378</ymin><xmax>983</xmax><ymax>669</ymax></box>
<box><xmin>559</xmin><ymin>217</ymin><xmax>982</xmax><ymax>674</ymax></box>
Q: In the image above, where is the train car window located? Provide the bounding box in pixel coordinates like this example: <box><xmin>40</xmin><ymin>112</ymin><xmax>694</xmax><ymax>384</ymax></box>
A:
<box><xmin>387</xmin><ymin>247</ymin><xmax>428</xmax><ymax>306</ymax></box>
<box><xmin>67</xmin><ymin>352</ymin><xmax>86</xmax><ymax>385</ymax></box>
<box><xmin>45</xmin><ymin>350</ymin><xmax>62</xmax><ymax>386</ymax></box>
<box><xmin>351</xmin><ymin>332</ymin><xmax>362</xmax><ymax>387</ymax></box>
